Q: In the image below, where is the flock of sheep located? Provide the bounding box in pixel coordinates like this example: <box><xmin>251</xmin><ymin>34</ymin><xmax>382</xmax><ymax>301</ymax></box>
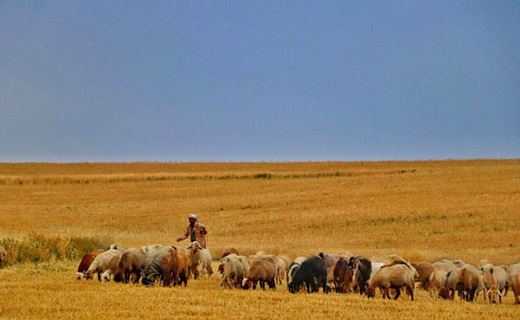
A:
<box><xmin>75</xmin><ymin>241</ymin><xmax>520</xmax><ymax>305</ymax></box>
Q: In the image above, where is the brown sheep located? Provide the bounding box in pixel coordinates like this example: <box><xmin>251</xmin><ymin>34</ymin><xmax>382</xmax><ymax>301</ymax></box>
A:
<box><xmin>76</xmin><ymin>249</ymin><xmax>104</xmax><ymax>280</ymax></box>
<box><xmin>411</xmin><ymin>262</ymin><xmax>435</xmax><ymax>290</ymax></box>
<box><xmin>511</xmin><ymin>271</ymin><xmax>520</xmax><ymax>304</ymax></box>
<box><xmin>221</xmin><ymin>247</ymin><xmax>239</xmax><ymax>259</ymax></box>
<box><xmin>242</xmin><ymin>257</ymin><xmax>277</xmax><ymax>290</ymax></box>
<box><xmin>366</xmin><ymin>264</ymin><xmax>415</xmax><ymax>301</ymax></box>
<box><xmin>142</xmin><ymin>247</ymin><xmax>178</xmax><ymax>286</ymax></box>
<box><xmin>118</xmin><ymin>248</ymin><xmax>147</xmax><ymax>284</ymax></box>
<box><xmin>175</xmin><ymin>252</ymin><xmax>191</xmax><ymax>286</ymax></box>
<box><xmin>321</xmin><ymin>253</ymin><xmax>341</xmax><ymax>289</ymax></box>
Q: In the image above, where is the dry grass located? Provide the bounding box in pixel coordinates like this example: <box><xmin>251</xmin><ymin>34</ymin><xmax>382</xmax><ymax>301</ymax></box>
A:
<box><xmin>0</xmin><ymin>160</ymin><xmax>519</xmax><ymax>319</ymax></box>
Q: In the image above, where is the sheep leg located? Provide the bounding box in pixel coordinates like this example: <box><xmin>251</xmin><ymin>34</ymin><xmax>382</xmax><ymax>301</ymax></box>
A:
<box><xmin>383</xmin><ymin>288</ymin><xmax>390</xmax><ymax>299</ymax></box>
<box><xmin>393</xmin><ymin>287</ymin><xmax>401</xmax><ymax>300</ymax></box>
<box><xmin>406</xmin><ymin>285</ymin><xmax>414</xmax><ymax>301</ymax></box>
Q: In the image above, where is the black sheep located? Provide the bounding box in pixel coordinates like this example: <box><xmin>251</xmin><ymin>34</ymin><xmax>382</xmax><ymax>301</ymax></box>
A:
<box><xmin>288</xmin><ymin>255</ymin><xmax>328</xmax><ymax>293</ymax></box>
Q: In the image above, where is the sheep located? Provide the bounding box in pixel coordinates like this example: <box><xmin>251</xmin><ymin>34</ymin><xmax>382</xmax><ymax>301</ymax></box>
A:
<box><xmin>366</xmin><ymin>264</ymin><xmax>415</xmax><ymax>301</ymax></box>
<box><xmin>441</xmin><ymin>266</ymin><xmax>480</xmax><ymax>301</ymax></box>
<box><xmin>321</xmin><ymin>253</ymin><xmax>341</xmax><ymax>290</ymax></box>
<box><xmin>333</xmin><ymin>257</ymin><xmax>351</xmax><ymax>293</ymax></box>
<box><xmin>451</xmin><ymin>259</ymin><xmax>467</xmax><ymax>268</ymax></box>
<box><xmin>287</xmin><ymin>262</ymin><xmax>301</xmax><ymax>289</ymax></box>
<box><xmin>221</xmin><ymin>247</ymin><xmax>239</xmax><ymax>259</ymax></box>
<box><xmin>277</xmin><ymin>255</ymin><xmax>291</xmax><ymax>270</ymax></box>
<box><xmin>117</xmin><ymin>248</ymin><xmax>147</xmax><ymax>284</ymax></box>
<box><xmin>101</xmin><ymin>254</ymin><xmax>123</xmax><ymax>282</ymax></box>
<box><xmin>247</xmin><ymin>253</ymin><xmax>279</xmax><ymax>279</ymax></box>
<box><xmin>476</xmin><ymin>269</ymin><xmax>487</xmax><ymax>301</ymax></box>
<box><xmin>370</xmin><ymin>262</ymin><xmax>385</xmax><ymax>279</ymax></box>
<box><xmin>441</xmin><ymin>267</ymin><xmax>461</xmax><ymax>300</ymax></box>
<box><xmin>455</xmin><ymin>265</ymin><xmax>481</xmax><ymax>302</ymax></box>
<box><xmin>349</xmin><ymin>256</ymin><xmax>373</xmax><ymax>294</ymax></box>
<box><xmin>428</xmin><ymin>269</ymin><xmax>447</xmax><ymax>298</ymax></box>
<box><xmin>293</xmin><ymin>256</ymin><xmax>306</xmax><ymax>265</ymax></box>
<box><xmin>237</xmin><ymin>255</ymin><xmax>250</xmax><ymax>274</ymax></box>
<box><xmin>275</xmin><ymin>256</ymin><xmax>288</xmax><ymax>285</ymax></box>
<box><xmin>478</xmin><ymin>259</ymin><xmax>492</xmax><ymax>270</ymax></box>
<box><xmin>175</xmin><ymin>252</ymin><xmax>191</xmax><ymax>286</ymax></box>
<box><xmin>140</xmin><ymin>244</ymin><xmax>164</xmax><ymax>259</ymax></box>
<box><xmin>142</xmin><ymin>247</ymin><xmax>178</xmax><ymax>286</ymax></box>
<box><xmin>107</xmin><ymin>244</ymin><xmax>125</xmax><ymax>251</ymax></box>
<box><xmin>0</xmin><ymin>245</ymin><xmax>7</xmax><ymax>268</ymax></box>
<box><xmin>242</xmin><ymin>256</ymin><xmax>277</xmax><ymax>290</ymax></box>
<box><xmin>410</xmin><ymin>262</ymin><xmax>435</xmax><ymax>290</ymax></box>
<box><xmin>185</xmin><ymin>241</ymin><xmax>213</xmax><ymax>279</ymax></box>
<box><xmin>432</xmin><ymin>259</ymin><xmax>457</xmax><ymax>272</ymax></box>
<box><xmin>511</xmin><ymin>270</ymin><xmax>520</xmax><ymax>304</ymax></box>
<box><xmin>370</xmin><ymin>254</ymin><xmax>408</xmax><ymax>265</ymax></box>
<box><xmin>76</xmin><ymin>249</ymin><xmax>104</xmax><ymax>280</ymax></box>
<box><xmin>288</xmin><ymin>255</ymin><xmax>327</xmax><ymax>294</ymax></box>
<box><xmin>219</xmin><ymin>254</ymin><xmax>246</xmax><ymax>289</ymax></box>
<box><xmin>276</xmin><ymin>254</ymin><xmax>291</xmax><ymax>285</ymax></box>
<box><xmin>482</xmin><ymin>265</ymin><xmax>509</xmax><ymax>303</ymax></box>
<box><xmin>85</xmin><ymin>249</ymin><xmax>122</xmax><ymax>281</ymax></box>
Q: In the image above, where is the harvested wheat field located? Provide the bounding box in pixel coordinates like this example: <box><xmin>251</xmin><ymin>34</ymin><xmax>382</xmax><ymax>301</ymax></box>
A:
<box><xmin>0</xmin><ymin>160</ymin><xmax>519</xmax><ymax>319</ymax></box>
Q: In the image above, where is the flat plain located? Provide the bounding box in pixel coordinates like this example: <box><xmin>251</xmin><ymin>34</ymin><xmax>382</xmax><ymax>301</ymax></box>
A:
<box><xmin>0</xmin><ymin>160</ymin><xmax>519</xmax><ymax>319</ymax></box>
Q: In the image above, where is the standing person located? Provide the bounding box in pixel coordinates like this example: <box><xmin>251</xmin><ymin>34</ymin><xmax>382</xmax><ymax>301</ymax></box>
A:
<box><xmin>176</xmin><ymin>214</ymin><xmax>208</xmax><ymax>248</ymax></box>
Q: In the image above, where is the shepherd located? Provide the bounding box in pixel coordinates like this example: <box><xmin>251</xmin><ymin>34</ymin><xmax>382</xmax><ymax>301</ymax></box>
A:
<box><xmin>176</xmin><ymin>214</ymin><xmax>208</xmax><ymax>248</ymax></box>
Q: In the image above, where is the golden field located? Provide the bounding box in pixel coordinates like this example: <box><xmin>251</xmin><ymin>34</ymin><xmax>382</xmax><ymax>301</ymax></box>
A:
<box><xmin>0</xmin><ymin>160</ymin><xmax>519</xmax><ymax>319</ymax></box>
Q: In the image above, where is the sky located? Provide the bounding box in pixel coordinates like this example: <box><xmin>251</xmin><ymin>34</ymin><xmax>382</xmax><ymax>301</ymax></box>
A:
<box><xmin>1</xmin><ymin>1</ymin><xmax>519</xmax><ymax>162</ymax></box>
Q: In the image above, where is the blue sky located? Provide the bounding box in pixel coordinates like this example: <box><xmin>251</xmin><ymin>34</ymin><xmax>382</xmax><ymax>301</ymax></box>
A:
<box><xmin>1</xmin><ymin>1</ymin><xmax>519</xmax><ymax>162</ymax></box>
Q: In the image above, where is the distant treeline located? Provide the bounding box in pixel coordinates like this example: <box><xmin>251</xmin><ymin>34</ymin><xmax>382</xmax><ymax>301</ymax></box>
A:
<box><xmin>0</xmin><ymin>169</ymin><xmax>415</xmax><ymax>186</ymax></box>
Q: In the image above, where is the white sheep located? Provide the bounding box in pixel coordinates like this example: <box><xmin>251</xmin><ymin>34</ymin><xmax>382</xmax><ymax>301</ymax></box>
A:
<box><xmin>185</xmin><ymin>241</ymin><xmax>213</xmax><ymax>279</ymax></box>
<box><xmin>84</xmin><ymin>249</ymin><xmax>122</xmax><ymax>281</ymax></box>
<box><xmin>219</xmin><ymin>254</ymin><xmax>246</xmax><ymax>288</ymax></box>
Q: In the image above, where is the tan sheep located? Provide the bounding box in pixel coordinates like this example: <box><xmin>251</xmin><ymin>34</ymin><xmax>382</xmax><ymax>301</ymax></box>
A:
<box><xmin>85</xmin><ymin>249</ymin><xmax>122</xmax><ymax>281</ymax></box>
<box><xmin>511</xmin><ymin>270</ymin><xmax>520</xmax><ymax>304</ymax></box>
<box><xmin>428</xmin><ymin>269</ymin><xmax>447</xmax><ymax>298</ymax></box>
<box><xmin>410</xmin><ymin>262</ymin><xmax>435</xmax><ymax>290</ymax></box>
<box><xmin>242</xmin><ymin>257</ymin><xmax>277</xmax><ymax>290</ymax></box>
<box><xmin>432</xmin><ymin>259</ymin><xmax>457</xmax><ymax>272</ymax></box>
<box><xmin>482</xmin><ymin>265</ymin><xmax>509</xmax><ymax>303</ymax></box>
<box><xmin>365</xmin><ymin>264</ymin><xmax>415</xmax><ymax>301</ymax></box>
